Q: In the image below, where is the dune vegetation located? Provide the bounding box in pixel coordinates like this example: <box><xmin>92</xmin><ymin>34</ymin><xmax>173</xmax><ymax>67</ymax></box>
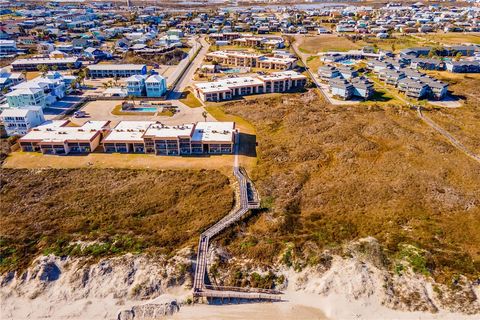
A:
<box><xmin>213</xmin><ymin>91</ymin><xmax>480</xmax><ymax>284</ymax></box>
<box><xmin>0</xmin><ymin>168</ymin><xmax>234</xmax><ymax>273</ymax></box>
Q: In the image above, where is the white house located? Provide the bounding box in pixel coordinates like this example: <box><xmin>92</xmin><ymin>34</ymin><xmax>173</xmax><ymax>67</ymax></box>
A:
<box><xmin>8</xmin><ymin>73</ymin><xmax>67</xmax><ymax>108</ymax></box>
<box><xmin>6</xmin><ymin>88</ymin><xmax>46</xmax><ymax>109</ymax></box>
<box><xmin>126</xmin><ymin>75</ymin><xmax>147</xmax><ymax>97</ymax></box>
<box><xmin>0</xmin><ymin>106</ymin><xmax>45</xmax><ymax>136</ymax></box>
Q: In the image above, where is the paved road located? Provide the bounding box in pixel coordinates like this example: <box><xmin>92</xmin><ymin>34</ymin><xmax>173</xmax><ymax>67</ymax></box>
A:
<box><xmin>167</xmin><ymin>36</ymin><xmax>210</xmax><ymax>100</ymax></box>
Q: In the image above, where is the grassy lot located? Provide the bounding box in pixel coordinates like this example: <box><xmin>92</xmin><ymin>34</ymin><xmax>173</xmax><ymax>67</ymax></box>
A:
<box><xmin>298</xmin><ymin>35</ymin><xmax>360</xmax><ymax>53</ymax></box>
<box><xmin>306</xmin><ymin>56</ymin><xmax>323</xmax><ymax>72</ymax></box>
<box><xmin>356</xmin><ymin>34</ymin><xmax>430</xmax><ymax>52</ymax></box>
<box><xmin>425</xmin><ymin>72</ymin><xmax>480</xmax><ymax>155</ymax></box>
<box><xmin>0</xmin><ymin>168</ymin><xmax>234</xmax><ymax>272</ymax></box>
<box><xmin>205</xmin><ymin>104</ymin><xmax>256</xmax><ymax>135</ymax></box>
<box><xmin>2</xmin><ymin>151</ymin><xmax>236</xmax><ymax>176</ymax></box>
<box><xmin>179</xmin><ymin>90</ymin><xmax>203</xmax><ymax>108</ymax></box>
<box><xmin>215</xmin><ymin>91</ymin><xmax>480</xmax><ymax>283</ymax></box>
<box><xmin>25</xmin><ymin>71</ymin><xmax>40</xmax><ymax>80</ymax></box>
<box><xmin>417</xmin><ymin>32</ymin><xmax>480</xmax><ymax>45</ymax></box>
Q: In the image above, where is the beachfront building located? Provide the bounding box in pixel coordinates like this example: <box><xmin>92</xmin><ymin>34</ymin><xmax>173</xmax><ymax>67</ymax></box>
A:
<box><xmin>18</xmin><ymin>120</ymin><xmax>110</xmax><ymax>154</ymax></box>
<box><xmin>11</xmin><ymin>57</ymin><xmax>81</xmax><ymax>71</ymax></box>
<box><xmin>193</xmin><ymin>71</ymin><xmax>307</xmax><ymax>102</ymax></box>
<box><xmin>103</xmin><ymin>121</ymin><xmax>235</xmax><ymax>155</ymax></box>
<box><xmin>206</xmin><ymin>50</ymin><xmax>297</xmax><ymax>70</ymax></box>
<box><xmin>87</xmin><ymin>64</ymin><xmax>147</xmax><ymax>78</ymax></box>
<box><xmin>0</xmin><ymin>106</ymin><xmax>45</xmax><ymax>136</ymax></box>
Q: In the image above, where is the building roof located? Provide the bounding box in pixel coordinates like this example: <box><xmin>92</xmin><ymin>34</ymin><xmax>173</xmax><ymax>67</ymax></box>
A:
<box><xmin>87</xmin><ymin>64</ymin><xmax>146</xmax><ymax>71</ymax></box>
<box><xmin>144</xmin><ymin>123</ymin><xmax>195</xmax><ymax>139</ymax></box>
<box><xmin>103</xmin><ymin>121</ymin><xmax>155</xmax><ymax>143</ymax></box>
<box><xmin>192</xmin><ymin>121</ymin><xmax>235</xmax><ymax>143</ymax></box>
<box><xmin>19</xmin><ymin>120</ymin><xmax>109</xmax><ymax>143</ymax></box>
<box><xmin>12</xmin><ymin>57</ymin><xmax>78</xmax><ymax>65</ymax></box>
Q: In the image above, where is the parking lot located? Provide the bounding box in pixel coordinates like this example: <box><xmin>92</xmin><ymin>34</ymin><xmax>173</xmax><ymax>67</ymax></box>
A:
<box><xmin>43</xmin><ymin>96</ymin><xmax>85</xmax><ymax>120</ymax></box>
<box><xmin>71</xmin><ymin>99</ymin><xmax>215</xmax><ymax>126</ymax></box>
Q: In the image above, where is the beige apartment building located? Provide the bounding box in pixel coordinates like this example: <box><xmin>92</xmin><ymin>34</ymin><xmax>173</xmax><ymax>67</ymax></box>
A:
<box><xmin>205</xmin><ymin>50</ymin><xmax>297</xmax><ymax>70</ymax></box>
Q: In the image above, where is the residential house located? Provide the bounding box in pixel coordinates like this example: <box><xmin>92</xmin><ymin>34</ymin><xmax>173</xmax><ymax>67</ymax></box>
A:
<box><xmin>102</xmin><ymin>121</ymin><xmax>235</xmax><ymax>155</ymax></box>
<box><xmin>145</xmin><ymin>75</ymin><xmax>167</xmax><ymax>97</ymax></box>
<box><xmin>0</xmin><ymin>40</ymin><xmax>17</xmax><ymax>58</ymax></box>
<box><xmin>351</xmin><ymin>78</ymin><xmax>375</xmax><ymax>99</ymax></box>
<box><xmin>318</xmin><ymin>65</ymin><xmax>341</xmax><ymax>82</ymax></box>
<box><xmin>0</xmin><ymin>106</ymin><xmax>45</xmax><ymax>136</ymax></box>
<box><xmin>126</xmin><ymin>75</ymin><xmax>147</xmax><ymax>96</ymax></box>
<box><xmin>329</xmin><ymin>78</ymin><xmax>354</xmax><ymax>100</ymax></box>
<box><xmin>397</xmin><ymin>78</ymin><xmax>429</xmax><ymax>99</ymax></box>
<box><xmin>445</xmin><ymin>61</ymin><xmax>480</xmax><ymax>73</ymax></box>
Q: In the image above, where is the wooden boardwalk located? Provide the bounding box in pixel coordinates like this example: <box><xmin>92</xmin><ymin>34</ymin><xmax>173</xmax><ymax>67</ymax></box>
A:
<box><xmin>193</xmin><ymin>165</ymin><xmax>281</xmax><ymax>302</ymax></box>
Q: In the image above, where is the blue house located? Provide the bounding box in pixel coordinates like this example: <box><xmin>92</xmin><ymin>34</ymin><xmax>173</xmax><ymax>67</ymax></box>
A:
<box><xmin>145</xmin><ymin>75</ymin><xmax>167</xmax><ymax>97</ymax></box>
<box><xmin>126</xmin><ymin>75</ymin><xmax>147</xmax><ymax>96</ymax></box>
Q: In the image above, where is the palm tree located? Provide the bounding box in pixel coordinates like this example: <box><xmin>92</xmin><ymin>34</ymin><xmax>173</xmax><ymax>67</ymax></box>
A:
<box><xmin>70</xmin><ymin>79</ymin><xmax>77</xmax><ymax>92</ymax></box>
<box><xmin>129</xmin><ymin>95</ymin><xmax>136</xmax><ymax>106</ymax></box>
<box><xmin>202</xmin><ymin>111</ymin><xmax>208</xmax><ymax>122</ymax></box>
<box><xmin>66</xmin><ymin>63</ymin><xmax>73</xmax><ymax>74</ymax></box>
<box><xmin>37</xmin><ymin>64</ymin><xmax>49</xmax><ymax>77</ymax></box>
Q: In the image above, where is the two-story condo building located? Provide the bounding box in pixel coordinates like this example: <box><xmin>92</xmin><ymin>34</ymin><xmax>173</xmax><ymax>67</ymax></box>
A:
<box><xmin>11</xmin><ymin>57</ymin><xmax>81</xmax><ymax>71</ymax></box>
<box><xmin>102</xmin><ymin>121</ymin><xmax>235</xmax><ymax>155</ymax></box>
<box><xmin>193</xmin><ymin>71</ymin><xmax>307</xmax><ymax>102</ymax></box>
<box><xmin>18</xmin><ymin>120</ymin><xmax>111</xmax><ymax>154</ymax></box>
<box><xmin>87</xmin><ymin>64</ymin><xmax>147</xmax><ymax>78</ymax></box>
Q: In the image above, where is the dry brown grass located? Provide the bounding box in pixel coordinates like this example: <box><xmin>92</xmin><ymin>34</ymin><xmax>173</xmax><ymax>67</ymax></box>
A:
<box><xmin>214</xmin><ymin>91</ymin><xmax>480</xmax><ymax>282</ymax></box>
<box><xmin>426</xmin><ymin>72</ymin><xmax>480</xmax><ymax>155</ymax></box>
<box><xmin>299</xmin><ymin>35</ymin><xmax>360</xmax><ymax>53</ymax></box>
<box><xmin>0</xmin><ymin>168</ymin><xmax>234</xmax><ymax>272</ymax></box>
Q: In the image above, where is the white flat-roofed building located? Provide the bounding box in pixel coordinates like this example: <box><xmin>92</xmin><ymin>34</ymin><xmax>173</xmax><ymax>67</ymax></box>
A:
<box><xmin>193</xmin><ymin>71</ymin><xmax>307</xmax><ymax>102</ymax></box>
<box><xmin>0</xmin><ymin>106</ymin><xmax>45</xmax><ymax>136</ymax></box>
<box><xmin>192</xmin><ymin>121</ymin><xmax>235</xmax><ymax>154</ymax></box>
<box><xmin>18</xmin><ymin>120</ymin><xmax>110</xmax><ymax>155</ymax></box>
<box><xmin>87</xmin><ymin>64</ymin><xmax>147</xmax><ymax>78</ymax></box>
<box><xmin>143</xmin><ymin>123</ymin><xmax>196</xmax><ymax>155</ymax></box>
<box><xmin>103</xmin><ymin>121</ymin><xmax>235</xmax><ymax>156</ymax></box>
<box><xmin>102</xmin><ymin>121</ymin><xmax>155</xmax><ymax>153</ymax></box>
<box><xmin>11</xmin><ymin>57</ymin><xmax>81</xmax><ymax>71</ymax></box>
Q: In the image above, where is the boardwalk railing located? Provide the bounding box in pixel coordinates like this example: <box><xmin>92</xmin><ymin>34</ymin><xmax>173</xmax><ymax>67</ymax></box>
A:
<box><xmin>193</xmin><ymin>166</ymin><xmax>280</xmax><ymax>302</ymax></box>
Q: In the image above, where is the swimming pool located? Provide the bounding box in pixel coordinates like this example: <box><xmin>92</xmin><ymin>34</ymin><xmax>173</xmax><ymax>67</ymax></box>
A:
<box><xmin>341</xmin><ymin>59</ymin><xmax>356</xmax><ymax>65</ymax></box>
<box><xmin>132</xmin><ymin>107</ymin><xmax>157</xmax><ymax>112</ymax></box>
<box><xmin>221</xmin><ymin>68</ymin><xmax>243</xmax><ymax>73</ymax></box>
